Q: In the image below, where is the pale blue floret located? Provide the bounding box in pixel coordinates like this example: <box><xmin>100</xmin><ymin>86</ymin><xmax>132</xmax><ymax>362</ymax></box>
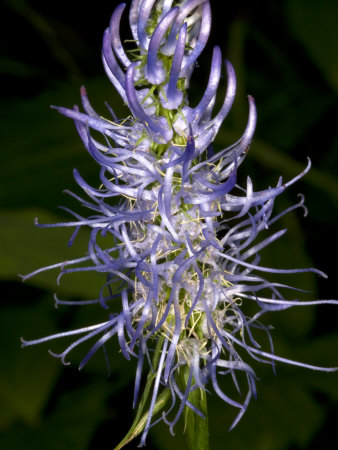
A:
<box><xmin>145</xmin><ymin>7</ymin><xmax>180</xmax><ymax>85</ymax></box>
<box><xmin>160</xmin><ymin>22</ymin><xmax>187</xmax><ymax>109</ymax></box>
<box><xmin>21</xmin><ymin>0</ymin><xmax>338</xmax><ymax>446</ymax></box>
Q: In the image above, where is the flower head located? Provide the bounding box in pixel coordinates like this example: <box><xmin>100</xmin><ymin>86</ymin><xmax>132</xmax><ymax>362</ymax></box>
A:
<box><xmin>22</xmin><ymin>0</ymin><xmax>337</xmax><ymax>446</ymax></box>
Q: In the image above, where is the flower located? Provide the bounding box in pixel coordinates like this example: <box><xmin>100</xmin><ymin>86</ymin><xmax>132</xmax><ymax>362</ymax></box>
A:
<box><xmin>21</xmin><ymin>0</ymin><xmax>337</xmax><ymax>446</ymax></box>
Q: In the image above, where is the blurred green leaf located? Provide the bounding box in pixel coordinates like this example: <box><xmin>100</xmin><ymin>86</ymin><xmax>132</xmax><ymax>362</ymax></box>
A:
<box><xmin>0</xmin><ymin>208</ymin><xmax>107</xmax><ymax>298</ymax></box>
<box><xmin>148</xmin><ymin>413</ymin><xmax>187</xmax><ymax>450</ymax></box>
<box><xmin>248</xmin><ymin>25</ymin><xmax>335</xmax><ymax>150</ymax></box>
<box><xmin>0</xmin><ymin>58</ymin><xmax>43</xmax><ymax>77</ymax></box>
<box><xmin>286</xmin><ymin>0</ymin><xmax>338</xmax><ymax>93</ymax></box>
<box><xmin>0</xmin><ymin>300</ymin><xmax>60</xmax><ymax>428</ymax></box>
<box><xmin>0</xmin><ymin>78</ymin><xmax>123</xmax><ymax>211</ymax></box>
<box><xmin>3</xmin><ymin>0</ymin><xmax>81</xmax><ymax>80</ymax></box>
<box><xmin>256</xmin><ymin>84</ymin><xmax>334</xmax><ymax>150</ymax></box>
<box><xmin>206</xmin><ymin>376</ymin><xmax>324</xmax><ymax>450</ymax></box>
<box><xmin>0</xmin><ymin>381</ymin><xmax>109</xmax><ymax>450</ymax></box>
<box><xmin>298</xmin><ymin>333</ymin><xmax>338</xmax><ymax>390</ymax></box>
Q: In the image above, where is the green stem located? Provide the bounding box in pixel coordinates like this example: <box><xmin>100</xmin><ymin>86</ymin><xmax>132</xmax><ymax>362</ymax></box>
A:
<box><xmin>181</xmin><ymin>367</ymin><xmax>210</xmax><ymax>450</ymax></box>
<box><xmin>184</xmin><ymin>388</ymin><xmax>210</xmax><ymax>450</ymax></box>
<box><xmin>114</xmin><ymin>388</ymin><xmax>171</xmax><ymax>450</ymax></box>
<box><xmin>137</xmin><ymin>335</ymin><xmax>165</xmax><ymax>420</ymax></box>
<box><xmin>113</xmin><ymin>335</ymin><xmax>170</xmax><ymax>449</ymax></box>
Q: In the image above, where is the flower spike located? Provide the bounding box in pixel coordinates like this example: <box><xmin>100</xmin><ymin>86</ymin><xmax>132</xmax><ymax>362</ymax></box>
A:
<box><xmin>22</xmin><ymin>0</ymin><xmax>338</xmax><ymax>447</ymax></box>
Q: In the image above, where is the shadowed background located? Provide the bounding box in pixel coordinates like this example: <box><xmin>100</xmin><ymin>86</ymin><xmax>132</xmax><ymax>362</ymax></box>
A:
<box><xmin>0</xmin><ymin>0</ymin><xmax>338</xmax><ymax>449</ymax></box>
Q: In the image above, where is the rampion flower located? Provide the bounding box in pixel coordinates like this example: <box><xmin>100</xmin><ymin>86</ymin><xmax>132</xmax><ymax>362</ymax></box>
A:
<box><xmin>22</xmin><ymin>0</ymin><xmax>337</xmax><ymax>447</ymax></box>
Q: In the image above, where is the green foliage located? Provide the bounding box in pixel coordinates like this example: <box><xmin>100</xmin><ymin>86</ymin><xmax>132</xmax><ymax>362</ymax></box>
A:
<box><xmin>287</xmin><ymin>0</ymin><xmax>338</xmax><ymax>93</ymax></box>
<box><xmin>0</xmin><ymin>209</ymin><xmax>106</xmax><ymax>297</ymax></box>
<box><xmin>184</xmin><ymin>387</ymin><xmax>209</xmax><ymax>450</ymax></box>
<box><xmin>0</xmin><ymin>301</ymin><xmax>60</xmax><ymax>427</ymax></box>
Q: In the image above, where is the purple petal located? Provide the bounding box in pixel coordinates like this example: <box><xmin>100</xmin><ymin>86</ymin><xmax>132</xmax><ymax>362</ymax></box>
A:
<box><xmin>102</xmin><ymin>28</ymin><xmax>126</xmax><ymax>89</ymax></box>
<box><xmin>186</xmin><ymin>46</ymin><xmax>222</xmax><ymax>123</ymax></box>
<box><xmin>160</xmin><ymin>22</ymin><xmax>187</xmax><ymax>109</ymax></box>
<box><xmin>125</xmin><ymin>63</ymin><xmax>173</xmax><ymax>143</ymax></box>
<box><xmin>145</xmin><ymin>7</ymin><xmax>179</xmax><ymax>84</ymax></box>
<box><xmin>129</xmin><ymin>0</ymin><xmax>143</xmax><ymax>41</ymax></box>
<box><xmin>161</xmin><ymin>0</ymin><xmax>207</xmax><ymax>55</ymax></box>
<box><xmin>181</xmin><ymin>1</ymin><xmax>211</xmax><ymax>76</ymax></box>
<box><xmin>109</xmin><ymin>3</ymin><xmax>131</xmax><ymax>67</ymax></box>
<box><xmin>137</xmin><ymin>0</ymin><xmax>157</xmax><ymax>50</ymax></box>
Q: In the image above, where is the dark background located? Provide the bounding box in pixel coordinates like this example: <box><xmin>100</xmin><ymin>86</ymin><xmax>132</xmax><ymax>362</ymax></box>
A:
<box><xmin>1</xmin><ymin>0</ymin><xmax>338</xmax><ymax>449</ymax></box>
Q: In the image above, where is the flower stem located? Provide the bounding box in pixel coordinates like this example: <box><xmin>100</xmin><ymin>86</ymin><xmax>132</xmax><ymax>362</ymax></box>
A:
<box><xmin>184</xmin><ymin>387</ymin><xmax>210</xmax><ymax>450</ymax></box>
<box><xmin>179</xmin><ymin>364</ymin><xmax>210</xmax><ymax>450</ymax></box>
<box><xmin>114</xmin><ymin>335</ymin><xmax>170</xmax><ymax>449</ymax></box>
<box><xmin>113</xmin><ymin>388</ymin><xmax>171</xmax><ymax>450</ymax></box>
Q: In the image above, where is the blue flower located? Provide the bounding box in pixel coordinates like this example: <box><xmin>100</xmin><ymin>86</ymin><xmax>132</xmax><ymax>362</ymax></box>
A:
<box><xmin>22</xmin><ymin>0</ymin><xmax>338</xmax><ymax>446</ymax></box>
